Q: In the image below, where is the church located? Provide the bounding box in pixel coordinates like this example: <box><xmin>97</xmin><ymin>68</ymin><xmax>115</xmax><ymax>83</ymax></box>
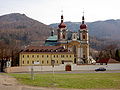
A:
<box><xmin>45</xmin><ymin>14</ymin><xmax>90</xmax><ymax>64</ymax></box>
<box><xmin>19</xmin><ymin>14</ymin><xmax>90</xmax><ymax>67</ymax></box>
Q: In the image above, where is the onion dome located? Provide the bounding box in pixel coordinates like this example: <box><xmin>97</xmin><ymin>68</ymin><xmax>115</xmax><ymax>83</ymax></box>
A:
<box><xmin>80</xmin><ymin>24</ymin><xmax>87</xmax><ymax>29</ymax></box>
<box><xmin>80</xmin><ymin>15</ymin><xmax>87</xmax><ymax>29</ymax></box>
<box><xmin>58</xmin><ymin>15</ymin><xmax>66</xmax><ymax>28</ymax></box>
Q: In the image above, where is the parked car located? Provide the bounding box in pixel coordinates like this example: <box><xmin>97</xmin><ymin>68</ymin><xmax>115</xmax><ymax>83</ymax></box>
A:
<box><xmin>95</xmin><ymin>67</ymin><xmax>106</xmax><ymax>71</ymax></box>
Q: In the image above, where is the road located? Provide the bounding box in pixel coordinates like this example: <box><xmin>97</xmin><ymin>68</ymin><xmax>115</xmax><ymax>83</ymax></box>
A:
<box><xmin>41</xmin><ymin>70</ymin><xmax>120</xmax><ymax>74</ymax></box>
<box><xmin>15</xmin><ymin>70</ymin><xmax>120</xmax><ymax>74</ymax></box>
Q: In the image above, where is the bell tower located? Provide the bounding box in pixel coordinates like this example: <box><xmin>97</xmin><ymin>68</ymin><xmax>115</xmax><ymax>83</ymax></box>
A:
<box><xmin>57</xmin><ymin>13</ymin><xmax>67</xmax><ymax>43</ymax></box>
<box><xmin>79</xmin><ymin>13</ymin><xmax>90</xmax><ymax>64</ymax></box>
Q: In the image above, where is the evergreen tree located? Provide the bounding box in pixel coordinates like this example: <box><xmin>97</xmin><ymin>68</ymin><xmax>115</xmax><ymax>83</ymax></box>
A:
<box><xmin>115</xmin><ymin>49</ymin><xmax>120</xmax><ymax>61</ymax></box>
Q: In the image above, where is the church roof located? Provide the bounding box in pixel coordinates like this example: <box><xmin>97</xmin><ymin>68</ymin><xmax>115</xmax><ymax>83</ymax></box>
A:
<box><xmin>45</xmin><ymin>35</ymin><xmax>58</xmax><ymax>46</ymax></box>
<box><xmin>45</xmin><ymin>41</ymin><xmax>58</xmax><ymax>46</ymax></box>
<box><xmin>46</xmin><ymin>35</ymin><xmax>57</xmax><ymax>41</ymax></box>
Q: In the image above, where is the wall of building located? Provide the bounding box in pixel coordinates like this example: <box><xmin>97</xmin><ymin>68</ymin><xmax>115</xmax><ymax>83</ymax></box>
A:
<box><xmin>20</xmin><ymin>53</ymin><xmax>74</xmax><ymax>66</ymax></box>
<box><xmin>5</xmin><ymin>63</ymin><xmax>120</xmax><ymax>73</ymax></box>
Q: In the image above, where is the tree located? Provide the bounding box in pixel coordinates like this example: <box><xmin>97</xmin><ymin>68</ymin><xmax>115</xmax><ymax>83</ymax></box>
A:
<box><xmin>115</xmin><ymin>49</ymin><xmax>120</xmax><ymax>61</ymax></box>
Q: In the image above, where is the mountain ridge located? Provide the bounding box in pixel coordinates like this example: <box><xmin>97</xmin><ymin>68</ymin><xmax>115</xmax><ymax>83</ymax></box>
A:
<box><xmin>50</xmin><ymin>19</ymin><xmax>120</xmax><ymax>40</ymax></box>
<box><xmin>0</xmin><ymin>13</ymin><xmax>120</xmax><ymax>50</ymax></box>
<box><xmin>0</xmin><ymin>13</ymin><xmax>52</xmax><ymax>46</ymax></box>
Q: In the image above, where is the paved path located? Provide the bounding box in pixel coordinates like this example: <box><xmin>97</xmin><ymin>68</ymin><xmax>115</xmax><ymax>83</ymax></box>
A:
<box><xmin>0</xmin><ymin>72</ymin><xmax>120</xmax><ymax>90</ymax></box>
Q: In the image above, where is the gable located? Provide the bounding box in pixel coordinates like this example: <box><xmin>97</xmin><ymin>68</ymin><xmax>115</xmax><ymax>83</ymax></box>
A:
<box><xmin>68</xmin><ymin>41</ymin><xmax>80</xmax><ymax>48</ymax></box>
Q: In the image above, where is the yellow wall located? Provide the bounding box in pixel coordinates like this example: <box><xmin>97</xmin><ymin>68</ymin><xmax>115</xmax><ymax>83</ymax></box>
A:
<box><xmin>19</xmin><ymin>53</ymin><xmax>74</xmax><ymax>66</ymax></box>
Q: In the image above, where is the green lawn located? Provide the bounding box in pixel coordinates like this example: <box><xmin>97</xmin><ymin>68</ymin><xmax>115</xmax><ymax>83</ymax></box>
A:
<box><xmin>7</xmin><ymin>73</ymin><xmax>120</xmax><ymax>89</ymax></box>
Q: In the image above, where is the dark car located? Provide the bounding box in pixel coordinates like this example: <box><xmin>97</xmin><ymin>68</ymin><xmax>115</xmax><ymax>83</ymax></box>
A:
<box><xmin>95</xmin><ymin>67</ymin><xmax>106</xmax><ymax>71</ymax></box>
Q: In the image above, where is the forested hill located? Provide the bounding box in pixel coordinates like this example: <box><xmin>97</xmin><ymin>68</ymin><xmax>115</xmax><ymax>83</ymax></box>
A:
<box><xmin>50</xmin><ymin>19</ymin><xmax>120</xmax><ymax>40</ymax></box>
<box><xmin>0</xmin><ymin>13</ymin><xmax>52</xmax><ymax>46</ymax></box>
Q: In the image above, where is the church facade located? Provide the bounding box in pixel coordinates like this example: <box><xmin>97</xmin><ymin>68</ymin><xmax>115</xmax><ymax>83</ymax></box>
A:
<box><xmin>45</xmin><ymin>14</ymin><xmax>90</xmax><ymax>64</ymax></box>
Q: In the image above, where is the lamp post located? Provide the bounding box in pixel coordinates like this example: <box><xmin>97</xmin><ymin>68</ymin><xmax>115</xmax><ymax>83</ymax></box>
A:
<box><xmin>51</xmin><ymin>52</ymin><xmax>55</xmax><ymax>81</ymax></box>
<box><xmin>31</xmin><ymin>64</ymin><xmax>34</xmax><ymax>80</ymax></box>
<box><xmin>31</xmin><ymin>61</ymin><xmax>35</xmax><ymax>80</ymax></box>
<box><xmin>51</xmin><ymin>60</ymin><xmax>55</xmax><ymax>76</ymax></box>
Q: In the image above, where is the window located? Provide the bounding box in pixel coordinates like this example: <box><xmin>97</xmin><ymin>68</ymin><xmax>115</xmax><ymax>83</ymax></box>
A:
<box><xmin>74</xmin><ymin>58</ymin><xmax>77</xmax><ymax>63</ymax></box>
<box><xmin>63</xmin><ymin>34</ymin><xmax>65</xmax><ymax>39</ymax></box>
<box><xmin>61</xmin><ymin>55</ymin><xmax>64</xmax><ymax>58</ymax></box>
<box><xmin>54</xmin><ymin>55</ymin><xmax>55</xmax><ymax>58</ymax></box>
<box><xmin>23</xmin><ymin>55</ymin><xmax>24</xmax><ymax>58</ymax></box>
<box><xmin>37</xmin><ymin>55</ymin><xmax>39</xmax><ymax>58</ymax></box>
<box><xmin>83</xmin><ymin>35</ymin><xmax>85</xmax><ymax>39</ymax></box>
<box><xmin>66</xmin><ymin>55</ymin><xmax>68</xmax><ymax>57</ymax></box>
<box><xmin>47</xmin><ymin>55</ymin><xmax>49</xmax><ymax>58</ymax></box>
<box><xmin>27</xmin><ymin>61</ymin><xmax>29</xmax><ymax>64</ymax></box>
<box><xmin>56</xmin><ymin>55</ymin><xmax>58</xmax><ymax>58</ymax></box>
<box><xmin>27</xmin><ymin>55</ymin><xmax>29</xmax><ymax>58</ymax></box>
<box><xmin>32</xmin><ymin>61</ymin><xmax>34</xmax><ymax>64</ymax></box>
<box><xmin>74</xmin><ymin>34</ymin><xmax>76</xmax><ymax>39</ymax></box>
<box><xmin>23</xmin><ymin>61</ymin><xmax>24</xmax><ymax>64</ymax></box>
<box><xmin>83</xmin><ymin>55</ymin><xmax>85</xmax><ymax>58</ymax></box>
<box><xmin>70</xmin><ymin>55</ymin><xmax>71</xmax><ymax>58</ymax></box>
<box><xmin>57</xmin><ymin>60</ymin><xmax>58</xmax><ymax>63</ymax></box>
<box><xmin>73</xmin><ymin>45</ymin><xmax>76</xmax><ymax>54</ymax></box>
<box><xmin>62</xmin><ymin>61</ymin><xmax>64</xmax><ymax>64</ymax></box>
<box><xmin>32</xmin><ymin>55</ymin><xmax>34</xmax><ymax>58</ymax></box>
<box><xmin>42</xmin><ymin>61</ymin><xmax>44</xmax><ymax>64</ymax></box>
<box><xmin>47</xmin><ymin>61</ymin><xmax>49</xmax><ymax>64</ymax></box>
<box><xmin>42</xmin><ymin>55</ymin><xmax>44</xmax><ymax>58</ymax></box>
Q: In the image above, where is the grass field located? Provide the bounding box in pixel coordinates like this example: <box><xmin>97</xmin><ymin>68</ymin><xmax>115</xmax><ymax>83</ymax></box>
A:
<box><xmin>7</xmin><ymin>73</ymin><xmax>120</xmax><ymax>89</ymax></box>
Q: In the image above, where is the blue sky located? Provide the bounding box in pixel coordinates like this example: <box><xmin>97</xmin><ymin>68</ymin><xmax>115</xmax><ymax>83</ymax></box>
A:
<box><xmin>0</xmin><ymin>0</ymin><xmax>120</xmax><ymax>24</ymax></box>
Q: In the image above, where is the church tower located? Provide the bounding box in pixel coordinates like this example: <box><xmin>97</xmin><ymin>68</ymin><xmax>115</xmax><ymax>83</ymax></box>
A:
<box><xmin>79</xmin><ymin>14</ymin><xmax>90</xmax><ymax>63</ymax></box>
<box><xmin>57</xmin><ymin>14</ymin><xmax>67</xmax><ymax>43</ymax></box>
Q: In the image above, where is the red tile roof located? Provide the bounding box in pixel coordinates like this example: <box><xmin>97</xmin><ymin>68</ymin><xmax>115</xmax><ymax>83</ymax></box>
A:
<box><xmin>108</xmin><ymin>59</ymin><xmax>120</xmax><ymax>63</ymax></box>
<box><xmin>25</xmin><ymin>46</ymin><xmax>63</xmax><ymax>50</ymax></box>
<box><xmin>20</xmin><ymin>46</ymin><xmax>73</xmax><ymax>54</ymax></box>
<box><xmin>20</xmin><ymin>52</ymin><xmax>73</xmax><ymax>54</ymax></box>
<box><xmin>96</xmin><ymin>58</ymin><xmax>120</xmax><ymax>63</ymax></box>
<box><xmin>96</xmin><ymin>58</ymin><xmax>109</xmax><ymax>63</ymax></box>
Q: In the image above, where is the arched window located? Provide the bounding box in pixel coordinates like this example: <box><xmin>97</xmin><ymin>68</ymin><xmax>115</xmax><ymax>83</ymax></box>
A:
<box><xmin>27</xmin><ymin>61</ymin><xmax>29</xmax><ymax>64</ymax></box>
<box><xmin>37</xmin><ymin>55</ymin><xmax>39</xmax><ymax>58</ymax></box>
<box><xmin>63</xmin><ymin>34</ymin><xmax>65</xmax><ymax>39</ymax></box>
<box><xmin>23</xmin><ymin>61</ymin><xmax>24</xmax><ymax>64</ymax></box>
<box><xmin>73</xmin><ymin>45</ymin><xmax>76</xmax><ymax>54</ymax></box>
<box><xmin>83</xmin><ymin>55</ymin><xmax>86</xmax><ymax>58</ymax></box>
<box><xmin>83</xmin><ymin>35</ymin><xmax>85</xmax><ymax>39</ymax></box>
<box><xmin>32</xmin><ymin>55</ymin><xmax>34</xmax><ymax>58</ymax></box>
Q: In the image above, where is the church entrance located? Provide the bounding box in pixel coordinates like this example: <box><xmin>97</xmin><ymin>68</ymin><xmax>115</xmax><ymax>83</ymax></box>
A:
<box><xmin>65</xmin><ymin>65</ymin><xmax>71</xmax><ymax>71</ymax></box>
